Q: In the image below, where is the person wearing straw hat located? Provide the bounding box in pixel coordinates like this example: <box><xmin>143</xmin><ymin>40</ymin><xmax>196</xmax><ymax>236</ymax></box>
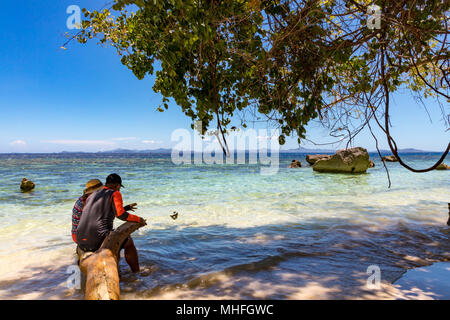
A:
<box><xmin>71</xmin><ymin>179</ymin><xmax>104</xmax><ymax>243</ymax></box>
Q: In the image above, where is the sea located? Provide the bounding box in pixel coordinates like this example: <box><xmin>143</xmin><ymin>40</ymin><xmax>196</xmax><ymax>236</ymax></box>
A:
<box><xmin>0</xmin><ymin>152</ymin><xmax>448</xmax><ymax>299</ymax></box>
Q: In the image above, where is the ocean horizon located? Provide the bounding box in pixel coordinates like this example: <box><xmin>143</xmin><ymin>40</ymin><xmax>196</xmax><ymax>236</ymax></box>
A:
<box><xmin>0</xmin><ymin>148</ymin><xmax>442</xmax><ymax>155</ymax></box>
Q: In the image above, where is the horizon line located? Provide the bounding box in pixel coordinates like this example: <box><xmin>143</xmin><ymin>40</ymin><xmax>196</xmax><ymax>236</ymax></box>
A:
<box><xmin>0</xmin><ymin>147</ymin><xmax>443</xmax><ymax>155</ymax></box>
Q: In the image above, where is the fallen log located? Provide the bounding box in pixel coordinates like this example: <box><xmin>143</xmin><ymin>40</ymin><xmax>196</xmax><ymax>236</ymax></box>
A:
<box><xmin>77</xmin><ymin>221</ymin><xmax>145</xmax><ymax>300</ymax></box>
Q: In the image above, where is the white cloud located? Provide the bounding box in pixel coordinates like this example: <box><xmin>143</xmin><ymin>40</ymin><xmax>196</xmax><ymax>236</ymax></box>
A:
<box><xmin>112</xmin><ymin>137</ymin><xmax>137</xmax><ymax>141</ymax></box>
<box><xmin>42</xmin><ymin>140</ymin><xmax>116</xmax><ymax>146</ymax></box>
<box><xmin>142</xmin><ymin>140</ymin><xmax>163</xmax><ymax>144</ymax></box>
<box><xmin>9</xmin><ymin>140</ymin><xmax>27</xmax><ymax>146</ymax></box>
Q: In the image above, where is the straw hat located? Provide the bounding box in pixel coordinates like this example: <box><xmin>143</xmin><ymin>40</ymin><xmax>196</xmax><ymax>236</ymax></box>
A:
<box><xmin>83</xmin><ymin>179</ymin><xmax>103</xmax><ymax>195</ymax></box>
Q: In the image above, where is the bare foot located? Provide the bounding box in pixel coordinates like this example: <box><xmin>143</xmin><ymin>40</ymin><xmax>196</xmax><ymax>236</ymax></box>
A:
<box><xmin>139</xmin><ymin>266</ymin><xmax>156</xmax><ymax>277</ymax></box>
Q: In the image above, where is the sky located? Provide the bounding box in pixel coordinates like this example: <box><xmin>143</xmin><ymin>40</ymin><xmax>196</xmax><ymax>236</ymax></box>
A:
<box><xmin>0</xmin><ymin>0</ymin><xmax>448</xmax><ymax>153</ymax></box>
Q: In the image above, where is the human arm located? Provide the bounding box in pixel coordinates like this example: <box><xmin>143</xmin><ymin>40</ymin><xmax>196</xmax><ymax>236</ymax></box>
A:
<box><xmin>112</xmin><ymin>192</ymin><xmax>144</xmax><ymax>223</ymax></box>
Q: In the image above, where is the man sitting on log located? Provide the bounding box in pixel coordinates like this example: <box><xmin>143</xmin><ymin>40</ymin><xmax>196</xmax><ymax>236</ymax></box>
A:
<box><xmin>76</xmin><ymin>173</ymin><xmax>146</xmax><ymax>272</ymax></box>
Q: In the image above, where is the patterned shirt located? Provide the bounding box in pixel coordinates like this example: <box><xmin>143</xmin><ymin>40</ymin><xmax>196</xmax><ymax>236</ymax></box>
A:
<box><xmin>72</xmin><ymin>196</ymin><xmax>84</xmax><ymax>242</ymax></box>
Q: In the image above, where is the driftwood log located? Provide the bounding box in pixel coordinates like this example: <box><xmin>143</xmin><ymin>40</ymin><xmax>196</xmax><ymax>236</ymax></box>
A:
<box><xmin>77</xmin><ymin>221</ymin><xmax>145</xmax><ymax>300</ymax></box>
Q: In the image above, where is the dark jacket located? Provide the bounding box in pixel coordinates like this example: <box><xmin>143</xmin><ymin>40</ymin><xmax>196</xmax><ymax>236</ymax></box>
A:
<box><xmin>76</xmin><ymin>187</ymin><xmax>140</xmax><ymax>251</ymax></box>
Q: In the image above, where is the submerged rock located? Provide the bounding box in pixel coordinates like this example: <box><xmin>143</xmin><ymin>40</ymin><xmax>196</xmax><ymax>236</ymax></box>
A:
<box><xmin>435</xmin><ymin>163</ymin><xmax>450</xmax><ymax>170</ymax></box>
<box><xmin>305</xmin><ymin>154</ymin><xmax>331</xmax><ymax>165</ymax></box>
<box><xmin>313</xmin><ymin>147</ymin><xmax>370</xmax><ymax>173</ymax></box>
<box><xmin>289</xmin><ymin>160</ymin><xmax>302</xmax><ymax>168</ymax></box>
<box><xmin>20</xmin><ymin>178</ymin><xmax>35</xmax><ymax>192</ymax></box>
<box><xmin>382</xmin><ymin>155</ymin><xmax>398</xmax><ymax>162</ymax></box>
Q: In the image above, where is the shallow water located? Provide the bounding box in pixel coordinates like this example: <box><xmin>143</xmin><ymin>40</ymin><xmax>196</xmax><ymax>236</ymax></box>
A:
<box><xmin>0</xmin><ymin>153</ymin><xmax>448</xmax><ymax>299</ymax></box>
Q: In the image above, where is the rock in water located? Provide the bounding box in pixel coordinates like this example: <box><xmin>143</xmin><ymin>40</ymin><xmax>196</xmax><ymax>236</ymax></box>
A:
<box><xmin>305</xmin><ymin>154</ymin><xmax>331</xmax><ymax>165</ymax></box>
<box><xmin>313</xmin><ymin>147</ymin><xmax>370</xmax><ymax>173</ymax></box>
<box><xmin>369</xmin><ymin>160</ymin><xmax>375</xmax><ymax>168</ymax></box>
<box><xmin>435</xmin><ymin>163</ymin><xmax>450</xmax><ymax>170</ymax></box>
<box><xmin>382</xmin><ymin>155</ymin><xmax>398</xmax><ymax>162</ymax></box>
<box><xmin>289</xmin><ymin>160</ymin><xmax>302</xmax><ymax>168</ymax></box>
<box><xmin>20</xmin><ymin>178</ymin><xmax>35</xmax><ymax>192</ymax></box>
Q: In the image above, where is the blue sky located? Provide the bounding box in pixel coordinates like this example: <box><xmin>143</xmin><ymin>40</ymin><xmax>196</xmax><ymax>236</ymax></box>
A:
<box><xmin>0</xmin><ymin>0</ymin><xmax>448</xmax><ymax>153</ymax></box>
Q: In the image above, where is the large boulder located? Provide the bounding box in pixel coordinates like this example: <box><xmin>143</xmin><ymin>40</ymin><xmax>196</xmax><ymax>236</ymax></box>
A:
<box><xmin>382</xmin><ymin>155</ymin><xmax>398</xmax><ymax>162</ymax></box>
<box><xmin>289</xmin><ymin>160</ymin><xmax>302</xmax><ymax>168</ymax></box>
<box><xmin>305</xmin><ymin>154</ymin><xmax>331</xmax><ymax>165</ymax></box>
<box><xmin>20</xmin><ymin>178</ymin><xmax>35</xmax><ymax>192</ymax></box>
<box><xmin>435</xmin><ymin>163</ymin><xmax>450</xmax><ymax>170</ymax></box>
<box><xmin>313</xmin><ymin>147</ymin><xmax>371</xmax><ymax>173</ymax></box>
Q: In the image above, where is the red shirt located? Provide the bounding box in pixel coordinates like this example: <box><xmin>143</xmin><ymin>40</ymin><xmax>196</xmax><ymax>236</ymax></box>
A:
<box><xmin>108</xmin><ymin>187</ymin><xmax>141</xmax><ymax>223</ymax></box>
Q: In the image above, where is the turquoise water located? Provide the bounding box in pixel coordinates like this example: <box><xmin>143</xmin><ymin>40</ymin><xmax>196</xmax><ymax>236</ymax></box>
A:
<box><xmin>0</xmin><ymin>153</ymin><xmax>448</xmax><ymax>299</ymax></box>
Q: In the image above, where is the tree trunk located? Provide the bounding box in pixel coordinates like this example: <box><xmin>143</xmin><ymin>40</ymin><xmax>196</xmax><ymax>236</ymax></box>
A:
<box><xmin>77</xmin><ymin>221</ymin><xmax>145</xmax><ymax>300</ymax></box>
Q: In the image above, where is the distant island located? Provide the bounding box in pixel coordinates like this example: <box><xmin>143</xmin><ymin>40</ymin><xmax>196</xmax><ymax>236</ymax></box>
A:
<box><xmin>61</xmin><ymin>148</ymin><xmax>173</xmax><ymax>154</ymax></box>
<box><xmin>56</xmin><ymin>147</ymin><xmax>434</xmax><ymax>154</ymax></box>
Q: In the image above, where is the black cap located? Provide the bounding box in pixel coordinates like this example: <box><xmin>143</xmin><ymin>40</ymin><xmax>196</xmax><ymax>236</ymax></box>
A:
<box><xmin>106</xmin><ymin>173</ymin><xmax>125</xmax><ymax>188</ymax></box>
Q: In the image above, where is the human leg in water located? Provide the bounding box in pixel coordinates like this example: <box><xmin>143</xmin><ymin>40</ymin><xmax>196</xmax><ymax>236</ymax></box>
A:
<box><xmin>123</xmin><ymin>236</ymin><xmax>140</xmax><ymax>272</ymax></box>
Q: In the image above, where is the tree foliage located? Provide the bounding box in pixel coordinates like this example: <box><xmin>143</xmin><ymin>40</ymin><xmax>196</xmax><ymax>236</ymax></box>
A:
<box><xmin>74</xmin><ymin>0</ymin><xmax>449</xmax><ymax>169</ymax></box>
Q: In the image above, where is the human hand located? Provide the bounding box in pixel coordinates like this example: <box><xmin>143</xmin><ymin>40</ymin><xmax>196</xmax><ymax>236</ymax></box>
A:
<box><xmin>124</xmin><ymin>203</ymin><xmax>138</xmax><ymax>212</ymax></box>
<box><xmin>139</xmin><ymin>217</ymin><xmax>147</xmax><ymax>226</ymax></box>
